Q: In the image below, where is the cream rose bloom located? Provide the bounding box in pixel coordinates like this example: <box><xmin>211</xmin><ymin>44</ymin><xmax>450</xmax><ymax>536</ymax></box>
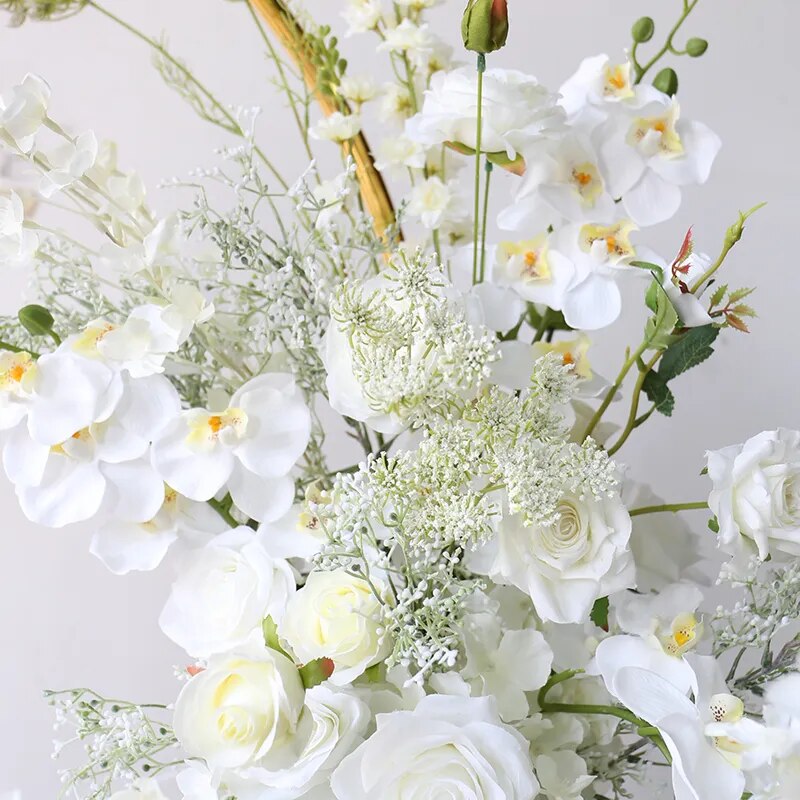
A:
<box><xmin>405</xmin><ymin>66</ymin><xmax>564</xmax><ymax>161</ymax></box>
<box><xmin>279</xmin><ymin>569</ymin><xmax>391</xmax><ymax>685</ymax></box>
<box><xmin>493</xmin><ymin>492</ymin><xmax>634</xmax><ymax>624</ymax></box>
<box><xmin>173</xmin><ymin>648</ymin><xmax>305</xmax><ymax>770</ymax></box>
<box><xmin>708</xmin><ymin>428</ymin><xmax>800</xmax><ymax>562</ymax></box>
<box><xmin>330</xmin><ymin>695</ymin><xmax>540</xmax><ymax>800</ymax></box>
<box><xmin>159</xmin><ymin>527</ymin><xmax>296</xmax><ymax>658</ymax></box>
<box><xmin>230</xmin><ymin>684</ymin><xmax>370</xmax><ymax>799</ymax></box>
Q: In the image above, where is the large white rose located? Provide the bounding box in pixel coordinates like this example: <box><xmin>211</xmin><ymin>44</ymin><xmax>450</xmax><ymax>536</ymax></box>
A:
<box><xmin>159</xmin><ymin>526</ymin><xmax>296</xmax><ymax>658</ymax></box>
<box><xmin>330</xmin><ymin>694</ymin><xmax>540</xmax><ymax>800</ymax></box>
<box><xmin>493</xmin><ymin>492</ymin><xmax>634</xmax><ymax>624</ymax></box>
<box><xmin>405</xmin><ymin>66</ymin><xmax>563</xmax><ymax>161</ymax></box>
<box><xmin>231</xmin><ymin>684</ymin><xmax>370</xmax><ymax>799</ymax></box>
<box><xmin>173</xmin><ymin>648</ymin><xmax>305</xmax><ymax>770</ymax></box>
<box><xmin>707</xmin><ymin>428</ymin><xmax>800</xmax><ymax>562</ymax></box>
<box><xmin>279</xmin><ymin>569</ymin><xmax>391</xmax><ymax>686</ymax></box>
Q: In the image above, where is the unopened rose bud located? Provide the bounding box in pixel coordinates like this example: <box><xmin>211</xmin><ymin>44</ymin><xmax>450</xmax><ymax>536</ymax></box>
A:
<box><xmin>461</xmin><ymin>0</ymin><xmax>509</xmax><ymax>54</ymax></box>
<box><xmin>18</xmin><ymin>304</ymin><xmax>54</xmax><ymax>338</ymax></box>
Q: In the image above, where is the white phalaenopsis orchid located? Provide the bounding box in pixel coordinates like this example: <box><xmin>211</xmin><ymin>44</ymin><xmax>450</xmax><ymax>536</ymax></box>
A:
<box><xmin>0</xmin><ymin>190</ymin><xmax>37</xmax><ymax>268</ymax></box>
<box><xmin>152</xmin><ymin>373</ymin><xmax>311</xmax><ymax>521</ymax></box>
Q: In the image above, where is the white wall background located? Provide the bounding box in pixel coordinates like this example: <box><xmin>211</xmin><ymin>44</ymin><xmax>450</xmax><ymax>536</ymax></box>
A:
<box><xmin>0</xmin><ymin>0</ymin><xmax>798</xmax><ymax>795</ymax></box>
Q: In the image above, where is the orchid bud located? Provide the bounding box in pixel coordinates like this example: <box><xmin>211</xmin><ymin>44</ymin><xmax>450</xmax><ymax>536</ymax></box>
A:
<box><xmin>686</xmin><ymin>37</ymin><xmax>709</xmax><ymax>57</ymax></box>
<box><xmin>654</xmin><ymin>67</ymin><xmax>679</xmax><ymax>97</ymax></box>
<box><xmin>461</xmin><ymin>0</ymin><xmax>509</xmax><ymax>54</ymax></box>
<box><xmin>18</xmin><ymin>304</ymin><xmax>54</xmax><ymax>338</ymax></box>
<box><xmin>631</xmin><ymin>16</ymin><xmax>655</xmax><ymax>44</ymax></box>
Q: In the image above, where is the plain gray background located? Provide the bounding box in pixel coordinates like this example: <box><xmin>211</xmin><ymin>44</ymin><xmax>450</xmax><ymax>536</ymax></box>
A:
<box><xmin>0</xmin><ymin>0</ymin><xmax>798</xmax><ymax>795</ymax></box>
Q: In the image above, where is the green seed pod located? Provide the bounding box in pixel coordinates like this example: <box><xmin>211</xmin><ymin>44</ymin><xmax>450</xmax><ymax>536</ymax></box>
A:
<box><xmin>18</xmin><ymin>304</ymin><xmax>54</xmax><ymax>337</ymax></box>
<box><xmin>631</xmin><ymin>16</ymin><xmax>655</xmax><ymax>44</ymax></box>
<box><xmin>461</xmin><ymin>0</ymin><xmax>509</xmax><ymax>54</ymax></box>
<box><xmin>653</xmin><ymin>67</ymin><xmax>679</xmax><ymax>97</ymax></box>
<box><xmin>686</xmin><ymin>37</ymin><xmax>709</xmax><ymax>57</ymax></box>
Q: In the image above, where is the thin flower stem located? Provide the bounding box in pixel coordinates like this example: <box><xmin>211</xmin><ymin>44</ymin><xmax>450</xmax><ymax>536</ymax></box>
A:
<box><xmin>606</xmin><ymin>350</ymin><xmax>661</xmax><ymax>456</ymax></box>
<box><xmin>629</xmin><ymin>501</ymin><xmax>709</xmax><ymax>517</ymax></box>
<box><xmin>479</xmin><ymin>160</ymin><xmax>493</xmax><ymax>283</ymax></box>
<box><xmin>582</xmin><ymin>338</ymin><xmax>650</xmax><ymax>442</ymax></box>
<box><xmin>632</xmin><ymin>0</ymin><xmax>701</xmax><ymax>84</ymax></box>
<box><xmin>207</xmin><ymin>496</ymin><xmax>238</xmax><ymax>528</ymax></box>
<box><xmin>86</xmin><ymin>0</ymin><xmax>288</xmax><ymax>190</ymax></box>
<box><xmin>472</xmin><ymin>54</ymin><xmax>486</xmax><ymax>285</ymax></box>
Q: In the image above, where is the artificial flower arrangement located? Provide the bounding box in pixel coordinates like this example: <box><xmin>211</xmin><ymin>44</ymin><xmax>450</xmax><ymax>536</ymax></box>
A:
<box><xmin>0</xmin><ymin>0</ymin><xmax>797</xmax><ymax>799</ymax></box>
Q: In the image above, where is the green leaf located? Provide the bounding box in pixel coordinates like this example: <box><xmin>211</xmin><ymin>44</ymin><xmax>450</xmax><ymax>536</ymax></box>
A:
<box><xmin>644</xmin><ymin>281</ymin><xmax>680</xmax><ymax>350</ymax></box>
<box><xmin>728</xmin><ymin>286</ymin><xmax>755</xmax><ymax>304</ymax></box>
<box><xmin>709</xmin><ymin>282</ymin><xmax>728</xmax><ymax>308</ymax></box>
<box><xmin>658</xmin><ymin>325</ymin><xmax>719</xmax><ymax>382</ymax></box>
<box><xmin>642</xmin><ymin>370</ymin><xmax>675</xmax><ymax>416</ymax></box>
<box><xmin>590</xmin><ymin>596</ymin><xmax>609</xmax><ymax>630</ymax></box>
<box><xmin>262</xmin><ymin>616</ymin><xmax>289</xmax><ymax>658</ymax></box>
<box><xmin>708</xmin><ymin>516</ymin><xmax>720</xmax><ymax>534</ymax></box>
<box><xmin>526</xmin><ymin>304</ymin><xmax>572</xmax><ymax>332</ymax></box>
<box><xmin>299</xmin><ymin>658</ymin><xmax>334</xmax><ymax>689</ymax></box>
<box><xmin>18</xmin><ymin>304</ymin><xmax>55</xmax><ymax>337</ymax></box>
<box><xmin>630</xmin><ymin>260</ymin><xmax>665</xmax><ymax>284</ymax></box>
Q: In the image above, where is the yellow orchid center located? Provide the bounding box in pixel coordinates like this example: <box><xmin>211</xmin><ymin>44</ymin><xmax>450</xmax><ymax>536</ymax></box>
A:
<box><xmin>535</xmin><ymin>336</ymin><xmax>593</xmax><ymax>380</ymax></box>
<box><xmin>628</xmin><ymin>106</ymin><xmax>684</xmax><ymax>157</ymax></box>
<box><xmin>0</xmin><ymin>351</ymin><xmax>36</xmax><ymax>393</ymax></box>
<box><xmin>708</xmin><ymin>693</ymin><xmax>746</xmax><ymax>766</ymax></box>
<box><xmin>500</xmin><ymin>235</ymin><xmax>551</xmax><ymax>283</ymax></box>
<box><xmin>660</xmin><ymin>612</ymin><xmax>703</xmax><ymax>657</ymax></box>
<box><xmin>570</xmin><ymin>162</ymin><xmax>603</xmax><ymax>205</ymax></box>
<box><xmin>603</xmin><ymin>63</ymin><xmax>634</xmax><ymax>100</ymax></box>
<box><xmin>73</xmin><ymin>320</ymin><xmax>117</xmax><ymax>357</ymax></box>
<box><xmin>186</xmin><ymin>408</ymin><xmax>248</xmax><ymax>448</ymax></box>
<box><xmin>580</xmin><ymin>222</ymin><xmax>637</xmax><ymax>260</ymax></box>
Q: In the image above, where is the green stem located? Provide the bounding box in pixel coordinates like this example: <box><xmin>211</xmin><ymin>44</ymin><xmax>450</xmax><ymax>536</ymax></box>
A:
<box><xmin>633</xmin><ymin>0</ymin><xmax>701</xmax><ymax>83</ymax></box>
<box><xmin>245</xmin><ymin>0</ymin><xmax>314</xmax><ymax>162</ymax></box>
<box><xmin>0</xmin><ymin>340</ymin><xmax>32</xmax><ymax>355</ymax></box>
<box><xmin>478</xmin><ymin>160</ymin><xmax>493</xmax><ymax>283</ymax></box>
<box><xmin>207</xmin><ymin>497</ymin><xmax>238</xmax><ymax>528</ymax></box>
<box><xmin>606</xmin><ymin>351</ymin><xmax>661</xmax><ymax>456</ymax></box>
<box><xmin>582</xmin><ymin>338</ymin><xmax>649</xmax><ymax>442</ymax></box>
<box><xmin>690</xmin><ymin>203</ymin><xmax>767</xmax><ymax>292</ymax></box>
<box><xmin>86</xmin><ymin>0</ymin><xmax>288</xmax><ymax>190</ymax></box>
<box><xmin>629</xmin><ymin>501</ymin><xmax>709</xmax><ymax>517</ymax></box>
<box><xmin>471</xmin><ymin>54</ymin><xmax>486</xmax><ymax>286</ymax></box>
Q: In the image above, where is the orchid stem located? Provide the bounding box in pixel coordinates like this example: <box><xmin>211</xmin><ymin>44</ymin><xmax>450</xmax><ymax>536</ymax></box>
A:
<box><xmin>629</xmin><ymin>501</ymin><xmax>709</xmax><ymax>517</ymax></box>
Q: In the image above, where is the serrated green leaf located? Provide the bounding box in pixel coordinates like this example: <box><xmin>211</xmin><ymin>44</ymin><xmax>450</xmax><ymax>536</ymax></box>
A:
<box><xmin>262</xmin><ymin>616</ymin><xmax>289</xmax><ymax>658</ymax></box>
<box><xmin>709</xmin><ymin>282</ymin><xmax>728</xmax><ymax>308</ymax></box>
<box><xmin>590</xmin><ymin>596</ymin><xmax>609</xmax><ymax>630</ymax></box>
<box><xmin>642</xmin><ymin>370</ymin><xmax>675</xmax><ymax>416</ymax></box>
<box><xmin>299</xmin><ymin>658</ymin><xmax>334</xmax><ymax>689</ymax></box>
<box><xmin>727</xmin><ymin>286</ymin><xmax>755</xmax><ymax>304</ymax></box>
<box><xmin>731</xmin><ymin>304</ymin><xmax>757</xmax><ymax>317</ymax></box>
<box><xmin>658</xmin><ymin>325</ymin><xmax>719</xmax><ymax>382</ymax></box>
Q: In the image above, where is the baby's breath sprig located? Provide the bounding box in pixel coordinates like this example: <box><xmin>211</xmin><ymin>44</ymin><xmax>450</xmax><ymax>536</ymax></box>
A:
<box><xmin>45</xmin><ymin>688</ymin><xmax>177</xmax><ymax>800</ymax></box>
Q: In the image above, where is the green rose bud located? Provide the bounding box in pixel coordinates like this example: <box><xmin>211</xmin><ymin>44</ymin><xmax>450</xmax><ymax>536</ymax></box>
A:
<box><xmin>631</xmin><ymin>16</ymin><xmax>655</xmax><ymax>44</ymax></box>
<box><xmin>461</xmin><ymin>0</ymin><xmax>509</xmax><ymax>54</ymax></box>
<box><xmin>18</xmin><ymin>304</ymin><xmax>55</xmax><ymax>337</ymax></box>
<box><xmin>686</xmin><ymin>37</ymin><xmax>709</xmax><ymax>57</ymax></box>
<box><xmin>653</xmin><ymin>67</ymin><xmax>679</xmax><ymax>97</ymax></box>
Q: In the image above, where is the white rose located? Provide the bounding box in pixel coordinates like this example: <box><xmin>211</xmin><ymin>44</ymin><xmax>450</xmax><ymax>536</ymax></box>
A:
<box><xmin>159</xmin><ymin>526</ymin><xmax>296</xmax><ymax>658</ymax></box>
<box><xmin>406</xmin><ymin>66</ymin><xmax>564</xmax><ymax>161</ymax></box>
<box><xmin>493</xmin><ymin>492</ymin><xmax>634</xmax><ymax>624</ymax></box>
<box><xmin>331</xmin><ymin>694</ymin><xmax>540</xmax><ymax>800</ymax></box>
<box><xmin>173</xmin><ymin>648</ymin><xmax>305</xmax><ymax>770</ymax></box>
<box><xmin>231</xmin><ymin>684</ymin><xmax>370</xmax><ymax>798</ymax></box>
<box><xmin>280</xmin><ymin>569</ymin><xmax>391</xmax><ymax>685</ymax></box>
<box><xmin>109</xmin><ymin>780</ymin><xmax>168</xmax><ymax>800</ymax></box>
<box><xmin>708</xmin><ymin>428</ymin><xmax>800</xmax><ymax>561</ymax></box>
